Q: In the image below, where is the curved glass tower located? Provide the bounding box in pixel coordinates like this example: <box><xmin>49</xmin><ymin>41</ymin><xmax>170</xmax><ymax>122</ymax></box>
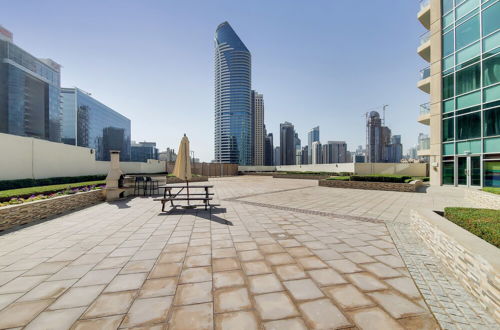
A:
<box><xmin>214</xmin><ymin>22</ymin><xmax>252</xmax><ymax>165</ymax></box>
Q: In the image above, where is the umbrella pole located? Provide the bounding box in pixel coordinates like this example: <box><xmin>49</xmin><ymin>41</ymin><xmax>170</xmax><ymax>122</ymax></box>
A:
<box><xmin>186</xmin><ymin>180</ymin><xmax>190</xmax><ymax>206</ymax></box>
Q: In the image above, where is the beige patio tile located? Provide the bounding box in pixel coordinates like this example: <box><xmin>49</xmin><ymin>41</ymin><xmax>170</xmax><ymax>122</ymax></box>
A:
<box><xmin>18</xmin><ymin>279</ymin><xmax>75</xmax><ymax>301</ymax></box>
<box><xmin>259</xmin><ymin>244</ymin><xmax>285</xmax><ymax>254</ymax></box>
<box><xmin>307</xmin><ymin>268</ymin><xmax>346</xmax><ymax>286</ymax></box>
<box><xmin>94</xmin><ymin>257</ymin><xmax>130</xmax><ymax>270</ymax></box>
<box><xmin>362</xmin><ymin>262</ymin><xmax>401</xmax><ymax>278</ymax></box>
<box><xmin>158</xmin><ymin>252</ymin><xmax>185</xmax><ymax>263</ymax></box>
<box><xmin>349</xmin><ymin>307</ymin><xmax>404</xmax><ymax>329</ymax></box>
<box><xmin>169</xmin><ymin>302</ymin><xmax>213</xmax><ymax>330</ymax></box>
<box><xmin>24</xmin><ymin>307</ymin><xmax>85</xmax><ymax>330</ymax></box>
<box><xmin>73</xmin><ymin>315</ymin><xmax>124</xmax><ymax>330</ymax></box>
<box><xmin>82</xmin><ymin>291</ymin><xmax>136</xmax><ymax>318</ymax></box>
<box><xmin>216</xmin><ymin>311</ymin><xmax>259</xmax><ymax>330</ymax></box>
<box><xmin>283</xmin><ymin>279</ymin><xmax>324</xmax><ymax>301</ymax></box>
<box><xmin>348</xmin><ymin>272</ymin><xmax>389</xmax><ymax>291</ymax></box>
<box><xmin>254</xmin><ymin>292</ymin><xmax>299</xmax><ymax>321</ymax></box>
<box><xmin>266</xmin><ymin>253</ymin><xmax>294</xmax><ymax>266</ymax></box>
<box><xmin>214</xmin><ymin>287</ymin><xmax>252</xmax><ymax>313</ymax></box>
<box><xmin>149</xmin><ymin>262</ymin><xmax>182</xmax><ymax>278</ymax></box>
<box><xmin>286</xmin><ymin>247</ymin><xmax>313</xmax><ymax>258</ymax></box>
<box><xmin>213</xmin><ymin>258</ymin><xmax>240</xmax><ymax>272</ymax></box>
<box><xmin>0</xmin><ymin>299</ymin><xmax>52</xmax><ymax>328</ymax></box>
<box><xmin>122</xmin><ymin>296</ymin><xmax>173</xmax><ymax>328</ymax></box>
<box><xmin>71</xmin><ymin>253</ymin><xmax>107</xmax><ymax>265</ymax></box>
<box><xmin>109</xmin><ymin>247</ymin><xmax>138</xmax><ymax>258</ymax></box>
<box><xmin>234</xmin><ymin>242</ymin><xmax>258</xmax><ymax>251</ymax></box>
<box><xmin>342</xmin><ymin>251</ymin><xmax>375</xmax><ymax>264</ymax></box>
<box><xmin>104</xmin><ymin>272</ymin><xmax>147</xmax><ymax>292</ymax></box>
<box><xmin>174</xmin><ymin>281</ymin><xmax>212</xmax><ymax>305</ymax></box>
<box><xmin>313</xmin><ymin>249</ymin><xmax>343</xmax><ymax>261</ymax></box>
<box><xmin>385</xmin><ymin>276</ymin><xmax>421</xmax><ymax>299</ymax></box>
<box><xmin>186</xmin><ymin>245</ymin><xmax>211</xmax><ymax>256</ymax></box>
<box><xmin>190</xmin><ymin>238</ymin><xmax>211</xmax><ymax>247</ymax></box>
<box><xmin>263</xmin><ymin>318</ymin><xmax>308</xmax><ymax>330</ymax></box>
<box><xmin>374</xmin><ymin>254</ymin><xmax>406</xmax><ymax>268</ymax></box>
<box><xmin>49</xmin><ymin>285</ymin><xmax>105</xmax><ymax>310</ymax></box>
<box><xmin>326</xmin><ymin>284</ymin><xmax>375</xmax><ymax>309</ymax></box>
<box><xmin>248</xmin><ymin>273</ymin><xmax>283</xmax><ymax>294</ymax></box>
<box><xmin>140</xmin><ymin>277</ymin><xmax>177</xmax><ymax>298</ymax></box>
<box><xmin>179</xmin><ymin>266</ymin><xmax>212</xmax><ymax>284</ymax></box>
<box><xmin>184</xmin><ymin>254</ymin><xmax>211</xmax><ymax>267</ymax></box>
<box><xmin>23</xmin><ymin>261</ymin><xmax>69</xmax><ymax>276</ymax></box>
<box><xmin>0</xmin><ymin>275</ymin><xmax>48</xmax><ymax>294</ymax></box>
<box><xmin>238</xmin><ymin>250</ymin><xmax>264</xmax><ymax>262</ymax></box>
<box><xmin>277</xmin><ymin>239</ymin><xmax>301</xmax><ymax>248</ymax></box>
<box><xmin>367</xmin><ymin>291</ymin><xmax>426</xmax><ymax>318</ymax></box>
<box><xmin>164</xmin><ymin>243</ymin><xmax>188</xmax><ymax>253</ymax></box>
<box><xmin>212</xmin><ymin>248</ymin><xmax>237</xmax><ymax>259</ymax></box>
<box><xmin>0</xmin><ymin>270</ymin><xmax>25</xmax><ymax>286</ymax></box>
<box><xmin>0</xmin><ymin>292</ymin><xmax>23</xmax><ymax>310</ymax></box>
<box><xmin>296</xmin><ymin>256</ymin><xmax>327</xmax><ymax>270</ymax></box>
<box><xmin>120</xmin><ymin>259</ymin><xmax>155</xmax><ymax>274</ymax></box>
<box><xmin>356</xmin><ymin>245</ymin><xmax>389</xmax><ymax>256</ymax></box>
<box><xmin>326</xmin><ymin>259</ymin><xmax>362</xmax><ymax>273</ymax></box>
<box><xmin>275</xmin><ymin>264</ymin><xmax>307</xmax><ymax>281</ymax></box>
<box><xmin>242</xmin><ymin>261</ymin><xmax>272</xmax><ymax>275</ymax></box>
<box><xmin>213</xmin><ymin>270</ymin><xmax>245</xmax><ymax>289</ymax></box>
<box><xmin>212</xmin><ymin>240</ymin><xmax>233</xmax><ymax>249</ymax></box>
<box><xmin>299</xmin><ymin>298</ymin><xmax>351</xmax><ymax>329</ymax></box>
<box><xmin>74</xmin><ymin>268</ymin><xmax>120</xmax><ymax>287</ymax></box>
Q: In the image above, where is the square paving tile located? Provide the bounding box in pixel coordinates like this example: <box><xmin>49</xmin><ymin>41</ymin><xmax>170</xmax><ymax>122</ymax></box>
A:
<box><xmin>0</xmin><ymin>299</ymin><xmax>52</xmax><ymax>328</ymax></box>
<box><xmin>348</xmin><ymin>307</ymin><xmax>404</xmax><ymax>329</ymax></box>
<box><xmin>158</xmin><ymin>252</ymin><xmax>185</xmax><ymax>263</ymax></box>
<box><xmin>283</xmin><ymin>279</ymin><xmax>324</xmax><ymax>301</ymax></box>
<box><xmin>212</xmin><ymin>248</ymin><xmax>237</xmax><ymax>259</ymax></box>
<box><xmin>24</xmin><ymin>307</ymin><xmax>85</xmax><ymax>330</ymax></box>
<box><xmin>49</xmin><ymin>285</ymin><xmax>105</xmax><ymax>310</ymax></box>
<box><xmin>297</xmin><ymin>257</ymin><xmax>328</xmax><ymax>270</ymax></box>
<box><xmin>326</xmin><ymin>259</ymin><xmax>362</xmax><ymax>274</ymax></box>
<box><xmin>385</xmin><ymin>276</ymin><xmax>421</xmax><ymax>299</ymax></box>
<box><xmin>347</xmin><ymin>273</ymin><xmax>388</xmax><ymax>291</ymax></box>
<box><xmin>367</xmin><ymin>291</ymin><xmax>426</xmax><ymax>319</ymax></box>
<box><xmin>139</xmin><ymin>277</ymin><xmax>177</xmax><ymax>298</ymax></box>
<box><xmin>149</xmin><ymin>262</ymin><xmax>182</xmax><ymax>278</ymax></box>
<box><xmin>307</xmin><ymin>268</ymin><xmax>346</xmax><ymax>286</ymax></box>
<box><xmin>213</xmin><ymin>258</ymin><xmax>240</xmax><ymax>272</ymax></box>
<box><xmin>94</xmin><ymin>257</ymin><xmax>130</xmax><ymax>270</ymax></box>
<box><xmin>299</xmin><ymin>298</ymin><xmax>352</xmax><ymax>329</ymax></box>
<box><xmin>248</xmin><ymin>273</ymin><xmax>283</xmax><ymax>294</ymax></box>
<box><xmin>74</xmin><ymin>268</ymin><xmax>120</xmax><ymax>287</ymax></box>
<box><xmin>286</xmin><ymin>247</ymin><xmax>313</xmax><ymax>258</ymax></box>
<box><xmin>214</xmin><ymin>287</ymin><xmax>252</xmax><ymax>313</ymax></box>
<box><xmin>326</xmin><ymin>284</ymin><xmax>374</xmax><ymax>309</ymax></box>
<box><xmin>104</xmin><ymin>272</ymin><xmax>147</xmax><ymax>292</ymax></box>
<box><xmin>121</xmin><ymin>296</ymin><xmax>173</xmax><ymax>328</ymax></box>
<box><xmin>174</xmin><ymin>281</ymin><xmax>212</xmax><ymax>305</ymax></box>
<box><xmin>184</xmin><ymin>255</ymin><xmax>211</xmax><ymax>267</ymax></box>
<box><xmin>23</xmin><ymin>261</ymin><xmax>69</xmax><ymax>276</ymax></box>
<box><xmin>362</xmin><ymin>262</ymin><xmax>402</xmax><ymax>279</ymax></box>
<box><xmin>18</xmin><ymin>279</ymin><xmax>75</xmax><ymax>302</ymax></box>
<box><xmin>238</xmin><ymin>250</ymin><xmax>264</xmax><ymax>262</ymax></box>
<box><xmin>263</xmin><ymin>318</ymin><xmax>308</xmax><ymax>330</ymax></box>
<box><xmin>82</xmin><ymin>291</ymin><xmax>136</xmax><ymax>318</ymax></box>
<box><xmin>213</xmin><ymin>270</ymin><xmax>245</xmax><ymax>289</ymax></box>
<box><xmin>266</xmin><ymin>253</ymin><xmax>294</xmax><ymax>265</ymax></box>
<box><xmin>216</xmin><ymin>310</ymin><xmax>259</xmax><ymax>330</ymax></box>
<box><xmin>254</xmin><ymin>292</ymin><xmax>299</xmax><ymax>321</ymax></box>
<box><xmin>242</xmin><ymin>261</ymin><xmax>272</xmax><ymax>275</ymax></box>
<box><xmin>169</xmin><ymin>302</ymin><xmax>213</xmax><ymax>330</ymax></box>
<box><xmin>179</xmin><ymin>266</ymin><xmax>212</xmax><ymax>284</ymax></box>
<box><xmin>0</xmin><ymin>275</ymin><xmax>48</xmax><ymax>294</ymax></box>
<box><xmin>71</xmin><ymin>315</ymin><xmax>124</xmax><ymax>330</ymax></box>
<box><xmin>274</xmin><ymin>264</ymin><xmax>307</xmax><ymax>281</ymax></box>
<box><xmin>121</xmin><ymin>259</ymin><xmax>155</xmax><ymax>274</ymax></box>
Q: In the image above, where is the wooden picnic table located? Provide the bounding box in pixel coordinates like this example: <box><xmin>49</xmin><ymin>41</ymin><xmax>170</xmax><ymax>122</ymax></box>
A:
<box><xmin>155</xmin><ymin>183</ymin><xmax>217</xmax><ymax>212</ymax></box>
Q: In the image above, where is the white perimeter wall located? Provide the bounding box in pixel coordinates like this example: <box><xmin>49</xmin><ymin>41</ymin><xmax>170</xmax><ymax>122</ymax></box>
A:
<box><xmin>0</xmin><ymin>133</ymin><xmax>167</xmax><ymax>180</ymax></box>
<box><xmin>239</xmin><ymin>163</ymin><xmax>427</xmax><ymax>177</ymax></box>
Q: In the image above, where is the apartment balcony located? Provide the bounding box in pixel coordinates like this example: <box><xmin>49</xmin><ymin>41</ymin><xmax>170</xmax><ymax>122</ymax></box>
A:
<box><xmin>417</xmin><ymin>31</ymin><xmax>431</xmax><ymax>62</ymax></box>
<box><xmin>417</xmin><ymin>137</ymin><xmax>431</xmax><ymax>156</ymax></box>
<box><xmin>418</xmin><ymin>102</ymin><xmax>431</xmax><ymax>125</ymax></box>
<box><xmin>418</xmin><ymin>0</ymin><xmax>431</xmax><ymax>29</ymax></box>
<box><xmin>417</xmin><ymin>66</ymin><xmax>431</xmax><ymax>93</ymax></box>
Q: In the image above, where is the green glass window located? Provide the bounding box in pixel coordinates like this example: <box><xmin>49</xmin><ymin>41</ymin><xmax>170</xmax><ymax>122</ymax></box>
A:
<box><xmin>443</xmin><ymin>143</ymin><xmax>455</xmax><ymax>155</ymax></box>
<box><xmin>443</xmin><ymin>118</ymin><xmax>455</xmax><ymax>141</ymax></box>
<box><xmin>456</xmin><ymin>42</ymin><xmax>480</xmax><ymax>67</ymax></box>
<box><xmin>456</xmin><ymin>63</ymin><xmax>480</xmax><ymax>94</ymax></box>
<box><xmin>483</xmin><ymin>30</ymin><xmax>500</xmax><ymax>56</ymax></box>
<box><xmin>443</xmin><ymin>0</ymin><xmax>454</xmax><ymax>14</ymax></box>
<box><xmin>484</xmin><ymin>107</ymin><xmax>500</xmax><ymax>136</ymax></box>
<box><xmin>443</xmin><ymin>74</ymin><xmax>455</xmax><ymax>99</ymax></box>
<box><xmin>442</xmin><ymin>162</ymin><xmax>455</xmax><ymax>184</ymax></box>
<box><xmin>456</xmin><ymin>0</ymin><xmax>479</xmax><ymax>20</ymax></box>
<box><xmin>484</xmin><ymin>138</ymin><xmax>500</xmax><ymax>153</ymax></box>
<box><xmin>443</xmin><ymin>12</ymin><xmax>454</xmax><ymax>28</ymax></box>
<box><xmin>482</xmin><ymin>1</ymin><xmax>500</xmax><ymax>36</ymax></box>
<box><xmin>457</xmin><ymin>139</ymin><xmax>481</xmax><ymax>154</ymax></box>
<box><xmin>444</xmin><ymin>99</ymin><xmax>455</xmax><ymax>112</ymax></box>
<box><xmin>456</xmin><ymin>111</ymin><xmax>481</xmax><ymax>139</ymax></box>
<box><xmin>484</xmin><ymin>84</ymin><xmax>500</xmax><ymax>103</ymax></box>
<box><xmin>443</xmin><ymin>55</ymin><xmax>455</xmax><ymax>71</ymax></box>
<box><xmin>457</xmin><ymin>90</ymin><xmax>481</xmax><ymax>108</ymax></box>
<box><xmin>483</xmin><ymin>54</ymin><xmax>500</xmax><ymax>86</ymax></box>
<box><xmin>456</xmin><ymin>15</ymin><xmax>480</xmax><ymax>49</ymax></box>
<box><xmin>484</xmin><ymin>161</ymin><xmax>500</xmax><ymax>187</ymax></box>
<box><xmin>443</xmin><ymin>31</ymin><xmax>454</xmax><ymax>56</ymax></box>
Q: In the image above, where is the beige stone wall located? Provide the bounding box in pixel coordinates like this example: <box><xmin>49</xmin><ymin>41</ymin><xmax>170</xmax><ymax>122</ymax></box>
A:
<box><xmin>267</xmin><ymin>163</ymin><xmax>427</xmax><ymax>177</ymax></box>
<box><xmin>0</xmin><ymin>190</ymin><xmax>104</xmax><ymax>232</ymax></box>
<box><xmin>319</xmin><ymin>180</ymin><xmax>420</xmax><ymax>192</ymax></box>
<box><xmin>411</xmin><ymin>209</ymin><xmax>500</xmax><ymax>322</ymax></box>
<box><xmin>0</xmin><ymin>133</ymin><xmax>167</xmax><ymax>180</ymax></box>
<box><xmin>465</xmin><ymin>190</ymin><xmax>500</xmax><ymax>210</ymax></box>
<box><xmin>275</xmin><ymin>164</ymin><xmax>355</xmax><ymax>173</ymax></box>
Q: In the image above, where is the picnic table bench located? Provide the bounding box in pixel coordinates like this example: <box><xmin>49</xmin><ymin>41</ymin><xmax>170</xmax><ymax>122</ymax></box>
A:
<box><xmin>154</xmin><ymin>183</ymin><xmax>218</xmax><ymax>212</ymax></box>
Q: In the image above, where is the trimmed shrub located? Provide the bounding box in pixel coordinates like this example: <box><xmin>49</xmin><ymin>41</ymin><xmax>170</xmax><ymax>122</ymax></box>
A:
<box><xmin>444</xmin><ymin>207</ymin><xmax>500</xmax><ymax>248</ymax></box>
<box><xmin>350</xmin><ymin>175</ymin><xmax>411</xmax><ymax>183</ymax></box>
<box><xmin>0</xmin><ymin>175</ymin><xmax>106</xmax><ymax>191</ymax></box>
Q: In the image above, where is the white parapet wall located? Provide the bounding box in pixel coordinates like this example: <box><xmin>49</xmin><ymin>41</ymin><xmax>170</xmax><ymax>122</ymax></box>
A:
<box><xmin>0</xmin><ymin>133</ymin><xmax>167</xmax><ymax>180</ymax></box>
<box><xmin>239</xmin><ymin>163</ymin><xmax>428</xmax><ymax>177</ymax></box>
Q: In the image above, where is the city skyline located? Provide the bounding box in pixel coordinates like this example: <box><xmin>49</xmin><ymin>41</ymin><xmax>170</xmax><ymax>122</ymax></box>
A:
<box><xmin>2</xmin><ymin>0</ymin><xmax>428</xmax><ymax>162</ymax></box>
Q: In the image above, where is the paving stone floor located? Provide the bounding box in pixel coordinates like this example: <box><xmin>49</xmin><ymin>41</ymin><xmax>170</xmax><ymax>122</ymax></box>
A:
<box><xmin>0</xmin><ymin>176</ymin><xmax>496</xmax><ymax>329</ymax></box>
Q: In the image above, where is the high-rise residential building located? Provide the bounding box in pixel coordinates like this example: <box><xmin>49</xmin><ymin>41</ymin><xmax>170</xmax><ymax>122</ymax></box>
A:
<box><xmin>274</xmin><ymin>146</ymin><xmax>281</xmax><ymax>166</ymax></box>
<box><xmin>264</xmin><ymin>132</ymin><xmax>274</xmax><ymax>166</ymax></box>
<box><xmin>307</xmin><ymin>126</ymin><xmax>320</xmax><ymax>164</ymax></box>
<box><xmin>386</xmin><ymin>135</ymin><xmax>403</xmax><ymax>163</ymax></box>
<box><xmin>131</xmin><ymin>141</ymin><xmax>159</xmax><ymax>162</ymax></box>
<box><xmin>0</xmin><ymin>26</ymin><xmax>62</xmax><ymax>142</ymax></box>
<box><xmin>294</xmin><ymin>132</ymin><xmax>301</xmax><ymax>152</ymax></box>
<box><xmin>280</xmin><ymin>122</ymin><xmax>296</xmax><ymax>165</ymax></box>
<box><xmin>417</xmin><ymin>0</ymin><xmax>499</xmax><ymax>187</ymax></box>
<box><xmin>301</xmin><ymin>146</ymin><xmax>309</xmax><ymax>165</ymax></box>
<box><xmin>366</xmin><ymin>111</ymin><xmax>384</xmax><ymax>162</ymax></box>
<box><xmin>325</xmin><ymin>141</ymin><xmax>348</xmax><ymax>163</ymax></box>
<box><xmin>214</xmin><ymin>22</ymin><xmax>252</xmax><ymax>165</ymax></box>
<box><xmin>408</xmin><ymin>146</ymin><xmax>418</xmax><ymax>160</ymax></box>
<box><xmin>321</xmin><ymin>144</ymin><xmax>329</xmax><ymax>164</ymax></box>
<box><xmin>312</xmin><ymin>141</ymin><xmax>322</xmax><ymax>164</ymax></box>
<box><xmin>61</xmin><ymin>87</ymin><xmax>131</xmax><ymax>161</ymax></box>
<box><xmin>159</xmin><ymin>148</ymin><xmax>177</xmax><ymax>162</ymax></box>
<box><xmin>251</xmin><ymin>90</ymin><xmax>265</xmax><ymax>166</ymax></box>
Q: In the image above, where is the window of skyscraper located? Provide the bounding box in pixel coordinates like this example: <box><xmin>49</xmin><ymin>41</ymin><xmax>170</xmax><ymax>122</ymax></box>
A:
<box><xmin>456</xmin><ymin>62</ymin><xmax>481</xmax><ymax>94</ymax></box>
<box><xmin>483</xmin><ymin>53</ymin><xmax>500</xmax><ymax>86</ymax></box>
<box><xmin>455</xmin><ymin>15</ymin><xmax>480</xmax><ymax>50</ymax></box>
<box><xmin>456</xmin><ymin>111</ymin><xmax>481</xmax><ymax>140</ymax></box>
<box><xmin>484</xmin><ymin>107</ymin><xmax>500</xmax><ymax>136</ymax></box>
<box><xmin>482</xmin><ymin>1</ymin><xmax>500</xmax><ymax>36</ymax></box>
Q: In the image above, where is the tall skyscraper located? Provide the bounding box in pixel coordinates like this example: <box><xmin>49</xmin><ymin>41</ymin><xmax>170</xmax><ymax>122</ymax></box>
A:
<box><xmin>386</xmin><ymin>135</ymin><xmax>403</xmax><ymax>163</ymax></box>
<box><xmin>312</xmin><ymin>141</ymin><xmax>322</xmax><ymax>164</ymax></box>
<box><xmin>131</xmin><ymin>141</ymin><xmax>159</xmax><ymax>162</ymax></box>
<box><xmin>61</xmin><ymin>87</ymin><xmax>131</xmax><ymax>161</ymax></box>
<box><xmin>301</xmin><ymin>146</ymin><xmax>309</xmax><ymax>165</ymax></box>
<box><xmin>417</xmin><ymin>1</ymin><xmax>499</xmax><ymax>187</ymax></box>
<box><xmin>307</xmin><ymin>126</ymin><xmax>320</xmax><ymax>164</ymax></box>
<box><xmin>324</xmin><ymin>141</ymin><xmax>348</xmax><ymax>163</ymax></box>
<box><xmin>274</xmin><ymin>146</ymin><xmax>281</xmax><ymax>166</ymax></box>
<box><xmin>0</xmin><ymin>26</ymin><xmax>62</xmax><ymax>142</ymax></box>
<box><xmin>366</xmin><ymin>111</ymin><xmax>384</xmax><ymax>163</ymax></box>
<box><xmin>251</xmin><ymin>90</ymin><xmax>265</xmax><ymax>166</ymax></box>
<box><xmin>214</xmin><ymin>22</ymin><xmax>252</xmax><ymax>165</ymax></box>
<box><xmin>264</xmin><ymin>132</ymin><xmax>274</xmax><ymax>166</ymax></box>
<box><xmin>280</xmin><ymin>122</ymin><xmax>295</xmax><ymax>165</ymax></box>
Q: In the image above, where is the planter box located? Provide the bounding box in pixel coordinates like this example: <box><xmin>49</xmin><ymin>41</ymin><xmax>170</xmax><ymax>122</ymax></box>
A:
<box><xmin>0</xmin><ymin>190</ymin><xmax>104</xmax><ymax>232</ymax></box>
<box><xmin>319</xmin><ymin>179</ymin><xmax>421</xmax><ymax>192</ymax></box>
<box><xmin>410</xmin><ymin>209</ymin><xmax>500</xmax><ymax>322</ymax></box>
<box><xmin>273</xmin><ymin>174</ymin><xmax>330</xmax><ymax>180</ymax></box>
<box><xmin>466</xmin><ymin>189</ymin><xmax>500</xmax><ymax>210</ymax></box>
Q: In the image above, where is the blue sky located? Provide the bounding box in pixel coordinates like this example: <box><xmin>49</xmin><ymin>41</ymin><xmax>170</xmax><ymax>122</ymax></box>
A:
<box><xmin>4</xmin><ymin>0</ymin><xmax>429</xmax><ymax>161</ymax></box>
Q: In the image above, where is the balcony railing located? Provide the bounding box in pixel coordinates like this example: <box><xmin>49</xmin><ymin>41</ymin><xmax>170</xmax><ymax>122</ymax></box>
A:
<box><xmin>420</xmin><ymin>66</ymin><xmax>430</xmax><ymax>79</ymax></box>
<box><xmin>420</xmin><ymin>0</ymin><xmax>430</xmax><ymax>10</ymax></box>
<box><xmin>418</xmin><ymin>137</ymin><xmax>430</xmax><ymax>150</ymax></box>
<box><xmin>419</xmin><ymin>31</ymin><xmax>430</xmax><ymax>45</ymax></box>
<box><xmin>419</xmin><ymin>103</ymin><xmax>430</xmax><ymax>116</ymax></box>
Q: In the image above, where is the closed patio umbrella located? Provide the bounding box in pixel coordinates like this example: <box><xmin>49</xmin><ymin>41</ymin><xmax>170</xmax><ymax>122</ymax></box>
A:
<box><xmin>172</xmin><ymin>134</ymin><xmax>193</xmax><ymax>206</ymax></box>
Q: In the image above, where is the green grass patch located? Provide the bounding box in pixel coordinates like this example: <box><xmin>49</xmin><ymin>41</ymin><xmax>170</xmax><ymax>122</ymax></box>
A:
<box><xmin>444</xmin><ymin>207</ymin><xmax>500</xmax><ymax>248</ymax></box>
<box><xmin>0</xmin><ymin>180</ymin><xmax>105</xmax><ymax>199</ymax></box>
<box><xmin>350</xmin><ymin>175</ymin><xmax>411</xmax><ymax>183</ymax></box>
<box><xmin>326</xmin><ymin>176</ymin><xmax>350</xmax><ymax>181</ymax></box>
<box><xmin>482</xmin><ymin>187</ymin><xmax>500</xmax><ymax>195</ymax></box>
<box><xmin>0</xmin><ymin>175</ymin><xmax>106</xmax><ymax>191</ymax></box>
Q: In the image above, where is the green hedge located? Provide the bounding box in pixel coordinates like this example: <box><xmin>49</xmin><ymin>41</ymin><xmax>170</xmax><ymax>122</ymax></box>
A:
<box><xmin>350</xmin><ymin>175</ymin><xmax>411</xmax><ymax>183</ymax></box>
<box><xmin>0</xmin><ymin>180</ymin><xmax>105</xmax><ymax>200</ymax></box>
<box><xmin>326</xmin><ymin>176</ymin><xmax>350</xmax><ymax>181</ymax></box>
<box><xmin>444</xmin><ymin>207</ymin><xmax>500</xmax><ymax>248</ymax></box>
<box><xmin>0</xmin><ymin>175</ymin><xmax>106</xmax><ymax>191</ymax></box>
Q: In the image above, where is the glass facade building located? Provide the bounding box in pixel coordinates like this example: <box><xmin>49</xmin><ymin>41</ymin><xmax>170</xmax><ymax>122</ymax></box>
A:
<box><xmin>440</xmin><ymin>0</ymin><xmax>500</xmax><ymax>187</ymax></box>
<box><xmin>61</xmin><ymin>88</ymin><xmax>131</xmax><ymax>161</ymax></box>
<box><xmin>214</xmin><ymin>22</ymin><xmax>252</xmax><ymax>165</ymax></box>
<box><xmin>0</xmin><ymin>30</ymin><xmax>62</xmax><ymax>142</ymax></box>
